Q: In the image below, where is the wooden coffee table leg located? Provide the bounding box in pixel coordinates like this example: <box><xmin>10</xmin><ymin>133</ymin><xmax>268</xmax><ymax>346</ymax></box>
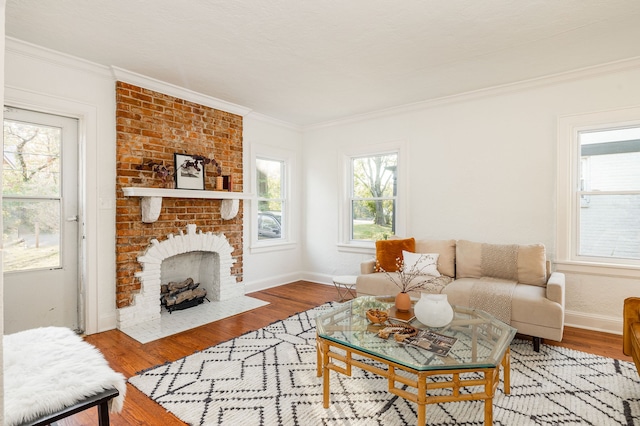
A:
<box><xmin>316</xmin><ymin>338</ymin><xmax>322</xmax><ymax>377</ymax></box>
<box><xmin>322</xmin><ymin>341</ymin><xmax>331</xmax><ymax>408</ymax></box>
<box><xmin>484</xmin><ymin>370</ymin><xmax>494</xmax><ymax>426</ymax></box>
<box><xmin>417</xmin><ymin>373</ymin><xmax>427</xmax><ymax>426</ymax></box>
<box><xmin>503</xmin><ymin>347</ymin><xmax>511</xmax><ymax>394</ymax></box>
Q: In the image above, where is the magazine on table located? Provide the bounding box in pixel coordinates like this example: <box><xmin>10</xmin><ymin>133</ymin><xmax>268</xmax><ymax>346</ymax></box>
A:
<box><xmin>402</xmin><ymin>329</ymin><xmax>458</xmax><ymax>357</ymax></box>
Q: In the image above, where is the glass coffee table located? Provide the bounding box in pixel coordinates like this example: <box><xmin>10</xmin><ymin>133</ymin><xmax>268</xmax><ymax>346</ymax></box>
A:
<box><xmin>315</xmin><ymin>296</ymin><xmax>517</xmax><ymax>425</ymax></box>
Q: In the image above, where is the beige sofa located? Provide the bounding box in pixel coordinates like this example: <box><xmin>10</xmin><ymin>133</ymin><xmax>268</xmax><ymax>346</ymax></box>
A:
<box><xmin>356</xmin><ymin>238</ymin><xmax>565</xmax><ymax>351</ymax></box>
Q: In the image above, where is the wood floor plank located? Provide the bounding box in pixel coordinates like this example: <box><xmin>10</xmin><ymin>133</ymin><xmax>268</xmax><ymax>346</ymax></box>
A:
<box><xmin>55</xmin><ymin>281</ymin><xmax>631</xmax><ymax>425</ymax></box>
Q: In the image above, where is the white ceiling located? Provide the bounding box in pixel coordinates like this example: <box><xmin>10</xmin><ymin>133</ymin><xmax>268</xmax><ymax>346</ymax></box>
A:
<box><xmin>6</xmin><ymin>0</ymin><xmax>640</xmax><ymax>126</ymax></box>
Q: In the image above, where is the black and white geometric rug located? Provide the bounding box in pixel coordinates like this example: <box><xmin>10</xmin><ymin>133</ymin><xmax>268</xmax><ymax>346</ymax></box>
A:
<box><xmin>129</xmin><ymin>303</ymin><xmax>640</xmax><ymax>425</ymax></box>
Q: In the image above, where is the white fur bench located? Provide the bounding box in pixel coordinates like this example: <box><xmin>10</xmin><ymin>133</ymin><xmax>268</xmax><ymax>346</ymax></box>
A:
<box><xmin>4</xmin><ymin>327</ymin><xmax>126</xmax><ymax>426</ymax></box>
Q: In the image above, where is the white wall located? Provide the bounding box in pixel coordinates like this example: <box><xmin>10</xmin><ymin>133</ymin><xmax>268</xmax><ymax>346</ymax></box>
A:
<box><xmin>242</xmin><ymin>114</ymin><xmax>305</xmax><ymax>292</ymax></box>
<box><xmin>302</xmin><ymin>63</ymin><xmax>640</xmax><ymax>334</ymax></box>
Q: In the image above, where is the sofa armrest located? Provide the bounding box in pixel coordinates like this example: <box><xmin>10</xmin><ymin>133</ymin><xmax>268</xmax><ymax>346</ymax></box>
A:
<box><xmin>361</xmin><ymin>259</ymin><xmax>376</xmax><ymax>274</ymax></box>
<box><xmin>546</xmin><ymin>271</ymin><xmax>565</xmax><ymax>306</ymax></box>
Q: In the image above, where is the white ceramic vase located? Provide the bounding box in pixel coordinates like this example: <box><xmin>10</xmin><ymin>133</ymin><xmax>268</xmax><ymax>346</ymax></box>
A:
<box><xmin>414</xmin><ymin>293</ymin><xmax>454</xmax><ymax>328</ymax></box>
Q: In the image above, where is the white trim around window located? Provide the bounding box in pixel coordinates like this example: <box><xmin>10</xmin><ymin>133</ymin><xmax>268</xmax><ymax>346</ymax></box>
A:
<box><xmin>557</xmin><ymin>105</ymin><xmax>640</xmax><ymax>275</ymax></box>
<box><xmin>337</xmin><ymin>140</ymin><xmax>408</xmax><ymax>254</ymax></box>
<box><xmin>249</xmin><ymin>144</ymin><xmax>297</xmax><ymax>253</ymax></box>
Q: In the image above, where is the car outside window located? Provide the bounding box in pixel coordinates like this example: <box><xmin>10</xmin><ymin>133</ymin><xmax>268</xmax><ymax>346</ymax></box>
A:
<box><xmin>257</xmin><ymin>157</ymin><xmax>285</xmax><ymax>241</ymax></box>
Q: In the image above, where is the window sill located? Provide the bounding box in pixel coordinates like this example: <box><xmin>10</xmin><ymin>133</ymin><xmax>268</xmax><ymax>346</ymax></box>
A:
<box><xmin>337</xmin><ymin>242</ymin><xmax>375</xmax><ymax>255</ymax></box>
<box><xmin>250</xmin><ymin>240</ymin><xmax>297</xmax><ymax>254</ymax></box>
<box><xmin>554</xmin><ymin>260</ymin><xmax>640</xmax><ymax>278</ymax></box>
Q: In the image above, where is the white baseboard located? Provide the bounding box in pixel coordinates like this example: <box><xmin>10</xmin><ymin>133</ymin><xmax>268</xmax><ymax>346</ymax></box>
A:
<box><xmin>299</xmin><ymin>272</ymin><xmax>333</xmax><ymax>286</ymax></box>
<box><xmin>564</xmin><ymin>309</ymin><xmax>622</xmax><ymax>335</ymax></box>
<box><xmin>97</xmin><ymin>313</ymin><xmax>117</xmax><ymax>334</ymax></box>
<box><xmin>244</xmin><ymin>272</ymin><xmax>306</xmax><ymax>294</ymax></box>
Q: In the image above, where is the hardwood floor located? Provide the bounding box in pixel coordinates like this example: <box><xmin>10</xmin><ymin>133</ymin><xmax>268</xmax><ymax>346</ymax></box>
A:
<box><xmin>58</xmin><ymin>281</ymin><xmax>631</xmax><ymax>425</ymax></box>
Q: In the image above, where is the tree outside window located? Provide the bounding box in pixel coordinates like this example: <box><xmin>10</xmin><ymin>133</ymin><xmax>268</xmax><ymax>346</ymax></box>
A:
<box><xmin>350</xmin><ymin>152</ymin><xmax>397</xmax><ymax>241</ymax></box>
<box><xmin>3</xmin><ymin>119</ymin><xmax>62</xmax><ymax>271</ymax></box>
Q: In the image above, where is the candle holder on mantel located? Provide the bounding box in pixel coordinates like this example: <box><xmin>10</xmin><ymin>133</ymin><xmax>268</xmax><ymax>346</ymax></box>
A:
<box><xmin>216</xmin><ymin>176</ymin><xmax>225</xmax><ymax>191</ymax></box>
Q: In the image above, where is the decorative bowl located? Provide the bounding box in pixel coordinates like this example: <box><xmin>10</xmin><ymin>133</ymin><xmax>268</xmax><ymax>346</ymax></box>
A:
<box><xmin>366</xmin><ymin>308</ymin><xmax>389</xmax><ymax>324</ymax></box>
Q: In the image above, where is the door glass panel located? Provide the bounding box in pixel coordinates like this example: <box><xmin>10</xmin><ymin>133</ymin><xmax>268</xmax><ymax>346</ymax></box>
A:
<box><xmin>2</xmin><ymin>199</ymin><xmax>61</xmax><ymax>271</ymax></box>
<box><xmin>3</xmin><ymin>119</ymin><xmax>62</xmax><ymax>272</ymax></box>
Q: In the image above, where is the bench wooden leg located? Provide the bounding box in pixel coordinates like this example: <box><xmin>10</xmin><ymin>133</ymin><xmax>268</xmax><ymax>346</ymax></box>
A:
<box><xmin>98</xmin><ymin>400</ymin><xmax>110</xmax><ymax>426</ymax></box>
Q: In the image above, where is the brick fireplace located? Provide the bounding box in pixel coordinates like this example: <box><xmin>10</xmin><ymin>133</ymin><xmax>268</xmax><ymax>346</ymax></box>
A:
<box><xmin>117</xmin><ymin>224</ymin><xmax>242</xmax><ymax>329</ymax></box>
<box><xmin>115</xmin><ymin>82</ymin><xmax>244</xmax><ymax>325</ymax></box>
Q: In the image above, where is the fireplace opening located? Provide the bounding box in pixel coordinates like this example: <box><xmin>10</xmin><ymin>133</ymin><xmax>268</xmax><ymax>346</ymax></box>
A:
<box><xmin>160</xmin><ymin>277</ymin><xmax>209</xmax><ymax>313</ymax></box>
<box><xmin>160</xmin><ymin>251</ymin><xmax>219</xmax><ymax>312</ymax></box>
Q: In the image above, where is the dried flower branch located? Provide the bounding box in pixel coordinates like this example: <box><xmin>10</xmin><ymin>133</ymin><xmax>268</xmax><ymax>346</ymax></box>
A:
<box><xmin>136</xmin><ymin>155</ymin><xmax>222</xmax><ymax>184</ymax></box>
<box><xmin>377</xmin><ymin>256</ymin><xmax>446</xmax><ymax>294</ymax></box>
<box><xmin>136</xmin><ymin>160</ymin><xmax>173</xmax><ymax>183</ymax></box>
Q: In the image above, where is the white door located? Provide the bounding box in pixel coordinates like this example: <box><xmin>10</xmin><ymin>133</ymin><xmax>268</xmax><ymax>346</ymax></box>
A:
<box><xmin>3</xmin><ymin>107</ymin><xmax>80</xmax><ymax>333</ymax></box>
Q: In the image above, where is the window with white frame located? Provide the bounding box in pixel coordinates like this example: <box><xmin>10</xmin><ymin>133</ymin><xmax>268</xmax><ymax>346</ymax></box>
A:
<box><xmin>349</xmin><ymin>152</ymin><xmax>398</xmax><ymax>242</ymax></box>
<box><xmin>557</xmin><ymin>108</ymin><xmax>640</xmax><ymax>266</ymax></box>
<box><xmin>256</xmin><ymin>157</ymin><xmax>285</xmax><ymax>241</ymax></box>
<box><xmin>577</xmin><ymin>127</ymin><xmax>640</xmax><ymax>260</ymax></box>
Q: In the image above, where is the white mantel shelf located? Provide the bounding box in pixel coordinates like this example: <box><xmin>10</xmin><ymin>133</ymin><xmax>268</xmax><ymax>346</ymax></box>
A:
<box><xmin>123</xmin><ymin>187</ymin><xmax>253</xmax><ymax>199</ymax></box>
<box><xmin>123</xmin><ymin>187</ymin><xmax>252</xmax><ymax>223</ymax></box>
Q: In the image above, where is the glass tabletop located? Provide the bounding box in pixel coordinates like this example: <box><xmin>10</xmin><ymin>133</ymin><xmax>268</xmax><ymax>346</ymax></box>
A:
<box><xmin>316</xmin><ymin>296</ymin><xmax>517</xmax><ymax>371</ymax></box>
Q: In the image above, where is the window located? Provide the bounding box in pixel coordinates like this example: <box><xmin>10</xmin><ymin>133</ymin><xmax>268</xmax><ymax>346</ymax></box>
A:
<box><xmin>577</xmin><ymin>127</ymin><xmax>640</xmax><ymax>260</ymax></box>
<box><xmin>256</xmin><ymin>157</ymin><xmax>284</xmax><ymax>241</ymax></box>
<box><xmin>349</xmin><ymin>151</ymin><xmax>398</xmax><ymax>242</ymax></box>
<box><xmin>339</xmin><ymin>142</ymin><xmax>406</xmax><ymax>251</ymax></box>
<box><xmin>557</xmin><ymin>107</ymin><xmax>640</xmax><ymax>266</ymax></box>
<box><xmin>250</xmin><ymin>144</ymin><xmax>295</xmax><ymax>251</ymax></box>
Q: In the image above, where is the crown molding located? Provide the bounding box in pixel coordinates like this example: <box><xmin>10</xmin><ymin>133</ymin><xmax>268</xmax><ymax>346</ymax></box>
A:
<box><xmin>305</xmin><ymin>56</ymin><xmax>640</xmax><ymax>131</ymax></box>
<box><xmin>5</xmin><ymin>37</ymin><xmax>274</xmax><ymax>120</ymax></box>
<box><xmin>245</xmin><ymin>111</ymin><xmax>302</xmax><ymax>132</ymax></box>
<box><xmin>5</xmin><ymin>36</ymin><xmax>113</xmax><ymax>79</ymax></box>
<box><xmin>111</xmin><ymin>66</ymin><xmax>252</xmax><ymax>117</ymax></box>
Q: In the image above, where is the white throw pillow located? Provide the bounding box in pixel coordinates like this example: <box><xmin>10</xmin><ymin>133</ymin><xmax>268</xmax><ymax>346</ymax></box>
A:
<box><xmin>402</xmin><ymin>250</ymin><xmax>441</xmax><ymax>277</ymax></box>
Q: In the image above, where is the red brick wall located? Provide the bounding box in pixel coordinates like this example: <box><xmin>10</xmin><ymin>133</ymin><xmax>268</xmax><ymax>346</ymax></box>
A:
<box><xmin>115</xmin><ymin>81</ymin><xmax>243</xmax><ymax>308</ymax></box>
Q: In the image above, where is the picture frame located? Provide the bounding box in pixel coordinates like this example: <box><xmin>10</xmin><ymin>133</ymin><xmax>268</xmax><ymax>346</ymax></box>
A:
<box><xmin>174</xmin><ymin>153</ymin><xmax>205</xmax><ymax>190</ymax></box>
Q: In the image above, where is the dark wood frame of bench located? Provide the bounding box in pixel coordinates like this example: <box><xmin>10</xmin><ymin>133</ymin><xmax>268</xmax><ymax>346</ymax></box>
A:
<box><xmin>19</xmin><ymin>388</ymin><xmax>120</xmax><ymax>426</ymax></box>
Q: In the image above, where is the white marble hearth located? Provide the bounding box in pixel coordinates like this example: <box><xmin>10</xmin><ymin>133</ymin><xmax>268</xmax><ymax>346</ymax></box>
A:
<box><xmin>120</xmin><ymin>295</ymin><xmax>269</xmax><ymax>344</ymax></box>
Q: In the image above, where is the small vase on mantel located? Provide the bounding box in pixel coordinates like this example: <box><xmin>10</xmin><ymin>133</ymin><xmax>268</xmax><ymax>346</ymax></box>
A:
<box><xmin>395</xmin><ymin>292</ymin><xmax>412</xmax><ymax>312</ymax></box>
<box><xmin>414</xmin><ymin>293</ymin><xmax>454</xmax><ymax>328</ymax></box>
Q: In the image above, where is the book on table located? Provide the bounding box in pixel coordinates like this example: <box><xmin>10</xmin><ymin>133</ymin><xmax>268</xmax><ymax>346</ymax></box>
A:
<box><xmin>402</xmin><ymin>329</ymin><xmax>458</xmax><ymax>357</ymax></box>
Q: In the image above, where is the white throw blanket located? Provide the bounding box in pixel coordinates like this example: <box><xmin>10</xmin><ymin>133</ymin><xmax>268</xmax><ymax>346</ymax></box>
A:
<box><xmin>4</xmin><ymin>326</ymin><xmax>126</xmax><ymax>426</ymax></box>
<box><xmin>469</xmin><ymin>279</ymin><xmax>517</xmax><ymax>324</ymax></box>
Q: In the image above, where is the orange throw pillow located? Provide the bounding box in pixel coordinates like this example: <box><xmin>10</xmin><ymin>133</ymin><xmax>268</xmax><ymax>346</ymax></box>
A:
<box><xmin>375</xmin><ymin>238</ymin><xmax>416</xmax><ymax>272</ymax></box>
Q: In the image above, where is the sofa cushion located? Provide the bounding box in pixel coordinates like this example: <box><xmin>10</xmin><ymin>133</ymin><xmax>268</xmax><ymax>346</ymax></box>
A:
<box><xmin>402</xmin><ymin>250</ymin><xmax>441</xmax><ymax>277</ymax></box>
<box><xmin>414</xmin><ymin>239</ymin><xmax>456</xmax><ymax>277</ymax></box>
<box><xmin>517</xmin><ymin>244</ymin><xmax>547</xmax><ymax>286</ymax></box>
<box><xmin>375</xmin><ymin>237</ymin><xmax>415</xmax><ymax>272</ymax></box>
<box><xmin>442</xmin><ymin>277</ymin><xmax>562</xmax><ymax>329</ymax></box>
<box><xmin>456</xmin><ymin>240</ymin><xmax>547</xmax><ymax>286</ymax></box>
